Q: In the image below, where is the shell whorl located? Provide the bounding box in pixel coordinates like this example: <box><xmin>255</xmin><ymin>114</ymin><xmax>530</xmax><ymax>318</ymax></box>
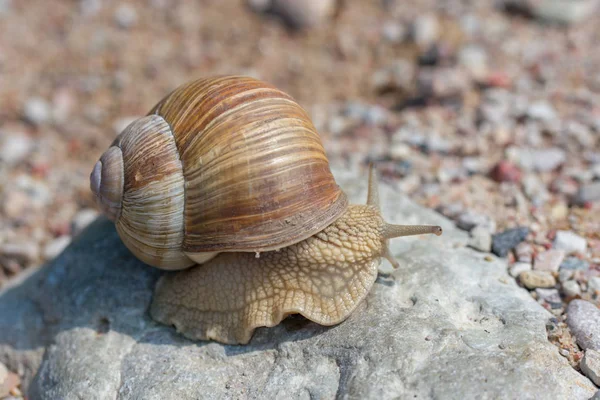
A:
<box><xmin>111</xmin><ymin>115</ymin><xmax>193</xmax><ymax>270</ymax></box>
<box><xmin>150</xmin><ymin>75</ymin><xmax>348</xmax><ymax>254</ymax></box>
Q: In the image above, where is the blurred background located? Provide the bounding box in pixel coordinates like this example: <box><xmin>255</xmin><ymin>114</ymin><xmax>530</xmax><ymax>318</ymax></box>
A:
<box><xmin>0</xmin><ymin>0</ymin><xmax>599</xmax><ymax>376</ymax></box>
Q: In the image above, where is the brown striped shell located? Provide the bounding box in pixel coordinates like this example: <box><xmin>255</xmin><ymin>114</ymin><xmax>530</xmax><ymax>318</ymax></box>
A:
<box><xmin>90</xmin><ymin>76</ymin><xmax>348</xmax><ymax>270</ymax></box>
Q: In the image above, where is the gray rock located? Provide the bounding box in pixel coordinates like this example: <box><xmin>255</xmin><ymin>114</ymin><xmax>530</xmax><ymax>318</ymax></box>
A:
<box><xmin>0</xmin><ymin>166</ymin><xmax>595</xmax><ymax>399</ymax></box>
<box><xmin>566</xmin><ymin>300</ymin><xmax>600</xmax><ymax>351</ymax></box>
<box><xmin>580</xmin><ymin>349</ymin><xmax>600</xmax><ymax>386</ymax></box>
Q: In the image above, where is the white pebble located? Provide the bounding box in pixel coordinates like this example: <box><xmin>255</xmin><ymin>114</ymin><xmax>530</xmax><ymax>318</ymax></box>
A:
<box><xmin>509</xmin><ymin>262</ymin><xmax>532</xmax><ymax>278</ymax></box>
<box><xmin>412</xmin><ymin>14</ymin><xmax>439</xmax><ymax>47</ymax></box>
<box><xmin>469</xmin><ymin>225</ymin><xmax>492</xmax><ymax>253</ymax></box>
<box><xmin>0</xmin><ymin>133</ymin><xmax>33</xmax><ymax>165</ymax></box>
<box><xmin>23</xmin><ymin>97</ymin><xmax>51</xmax><ymax>125</ymax></box>
<box><xmin>114</xmin><ymin>4</ymin><xmax>137</xmax><ymax>29</ymax></box>
<box><xmin>43</xmin><ymin>236</ymin><xmax>72</xmax><ymax>260</ymax></box>
<box><xmin>553</xmin><ymin>231</ymin><xmax>587</xmax><ymax>254</ymax></box>
<box><xmin>561</xmin><ymin>280</ymin><xmax>581</xmax><ymax>297</ymax></box>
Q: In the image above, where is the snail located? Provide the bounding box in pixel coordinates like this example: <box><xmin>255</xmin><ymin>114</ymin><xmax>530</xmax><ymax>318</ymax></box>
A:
<box><xmin>90</xmin><ymin>75</ymin><xmax>442</xmax><ymax>344</ymax></box>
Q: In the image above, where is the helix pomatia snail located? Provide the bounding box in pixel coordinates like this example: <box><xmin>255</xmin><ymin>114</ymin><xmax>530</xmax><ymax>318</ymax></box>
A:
<box><xmin>90</xmin><ymin>75</ymin><xmax>442</xmax><ymax>344</ymax></box>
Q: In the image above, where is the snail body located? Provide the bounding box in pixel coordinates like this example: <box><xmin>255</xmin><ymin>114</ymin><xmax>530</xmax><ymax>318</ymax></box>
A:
<box><xmin>91</xmin><ymin>76</ymin><xmax>442</xmax><ymax>344</ymax></box>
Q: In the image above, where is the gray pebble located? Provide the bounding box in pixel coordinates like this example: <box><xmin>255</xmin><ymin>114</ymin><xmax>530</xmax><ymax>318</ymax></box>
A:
<box><xmin>247</xmin><ymin>0</ymin><xmax>272</xmax><ymax>12</ymax></box>
<box><xmin>0</xmin><ymin>133</ymin><xmax>33</xmax><ymax>165</ymax></box>
<box><xmin>492</xmin><ymin>227</ymin><xmax>529</xmax><ymax>257</ymax></box>
<box><xmin>468</xmin><ymin>225</ymin><xmax>492</xmax><ymax>252</ymax></box>
<box><xmin>509</xmin><ymin>262</ymin><xmax>532</xmax><ymax>278</ymax></box>
<box><xmin>566</xmin><ymin>299</ymin><xmax>600</xmax><ymax>351</ymax></box>
<box><xmin>527</xmin><ymin>100</ymin><xmax>557</xmax><ymax>121</ymax></box>
<box><xmin>511</xmin><ymin>147</ymin><xmax>566</xmax><ymax>172</ymax></box>
<box><xmin>580</xmin><ymin>349</ymin><xmax>600</xmax><ymax>386</ymax></box>
<box><xmin>558</xmin><ymin>269</ymin><xmax>574</xmax><ymax>283</ymax></box>
<box><xmin>0</xmin><ymin>0</ymin><xmax>12</xmax><ymax>15</ymax></box>
<box><xmin>575</xmin><ymin>182</ymin><xmax>600</xmax><ymax>205</ymax></box>
<box><xmin>519</xmin><ymin>270</ymin><xmax>556</xmax><ymax>289</ymax></box>
<box><xmin>457</xmin><ymin>211</ymin><xmax>496</xmax><ymax>233</ymax></box>
<box><xmin>381</xmin><ymin>22</ymin><xmax>406</xmax><ymax>43</ymax></box>
<box><xmin>80</xmin><ymin>0</ymin><xmax>101</xmax><ymax>16</ymax></box>
<box><xmin>528</xmin><ymin>0</ymin><xmax>599</xmax><ymax>25</ymax></box>
<box><xmin>588</xmin><ymin>277</ymin><xmax>600</xmax><ymax>294</ymax></box>
<box><xmin>554</xmin><ymin>231</ymin><xmax>587</xmax><ymax>254</ymax></box>
<box><xmin>561</xmin><ymin>280</ymin><xmax>581</xmax><ymax>297</ymax></box>
<box><xmin>560</xmin><ymin>256</ymin><xmax>590</xmax><ymax>271</ymax></box>
<box><xmin>535</xmin><ymin>288</ymin><xmax>561</xmax><ymax>302</ymax></box>
<box><xmin>114</xmin><ymin>4</ymin><xmax>138</xmax><ymax>29</ymax></box>
<box><xmin>23</xmin><ymin>97</ymin><xmax>51</xmax><ymax>125</ymax></box>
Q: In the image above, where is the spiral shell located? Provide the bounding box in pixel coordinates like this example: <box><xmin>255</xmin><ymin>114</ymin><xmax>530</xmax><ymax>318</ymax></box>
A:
<box><xmin>91</xmin><ymin>76</ymin><xmax>348</xmax><ymax>269</ymax></box>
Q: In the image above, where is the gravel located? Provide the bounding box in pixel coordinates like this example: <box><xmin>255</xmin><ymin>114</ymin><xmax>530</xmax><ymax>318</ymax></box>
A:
<box><xmin>534</xmin><ymin>249</ymin><xmax>565</xmax><ymax>272</ymax></box>
<box><xmin>23</xmin><ymin>97</ymin><xmax>51</xmax><ymax>125</ymax></box>
<box><xmin>561</xmin><ymin>280</ymin><xmax>581</xmax><ymax>297</ymax></box>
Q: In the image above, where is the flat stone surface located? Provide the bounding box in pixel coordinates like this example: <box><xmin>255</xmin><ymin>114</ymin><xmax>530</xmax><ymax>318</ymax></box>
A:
<box><xmin>0</xmin><ymin>165</ymin><xmax>596</xmax><ymax>399</ymax></box>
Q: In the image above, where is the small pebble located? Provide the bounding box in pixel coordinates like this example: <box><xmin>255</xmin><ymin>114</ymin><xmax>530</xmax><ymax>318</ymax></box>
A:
<box><xmin>566</xmin><ymin>299</ymin><xmax>600</xmax><ymax>351</ymax></box>
<box><xmin>23</xmin><ymin>97</ymin><xmax>51</xmax><ymax>125</ymax></box>
<box><xmin>588</xmin><ymin>277</ymin><xmax>600</xmax><ymax>295</ymax></box>
<box><xmin>575</xmin><ymin>182</ymin><xmax>600</xmax><ymax>205</ymax></box>
<box><xmin>270</xmin><ymin>0</ymin><xmax>335</xmax><ymax>29</ymax></box>
<box><xmin>527</xmin><ymin>0</ymin><xmax>599</xmax><ymax>25</ymax></box>
<box><xmin>554</xmin><ymin>231</ymin><xmax>587</xmax><ymax>254</ymax></box>
<box><xmin>560</xmin><ymin>256</ymin><xmax>590</xmax><ymax>271</ymax></box>
<box><xmin>515</xmin><ymin>242</ymin><xmax>534</xmax><ymax>263</ymax></box>
<box><xmin>381</xmin><ymin>22</ymin><xmax>406</xmax><ymax>43</ymax></box>
<box><xmin>519</xmin><ymin>270</ymin><xmax>556</xmax><ymax>289</ymax></box>
<box><xmin>457</xmin><ymin>211</ymin><xmax>496</xmax><ymax>233</ymax></box>
<box><xmin>558</xmin><ymin>269</ymin><xmax>574</xmax><ymax>283</ymax></box>
<box><xmin>527</xmin><ymin>101</ymin><xmax>557</xmax><ymax>121</ymax></box>
<box><xmin>509</xmin><ymin>262</ymin><xmax>532</xmax><ymax>278</ymax></box>
<box><xmin>562</xmin><ymin>280</ymin><xmax>581</xmax><ymax>297</ymax></box>
<box><xmin>114</xmin><ymin>4</ymin><xmax>137</xmax><ymax>29</ymax></box>
<box><xmin>411</xmin><ymin>14</ymin><xmax>439</xmax><ymax>48</ymax></box>
<box><xmin>71</xmin><ymin>208</ymin><xmax>99</xmax><ymax>236</ymax></box>
<box><xmin>0</xmin><ymin>133</ymin><xmax>33</xmax><ymax>165</ymax></box>
<box><xmin>0</xmin><ymin>0</ymin><xmax>12</xmax><ymax>15</ymax></box>
<box><xmin>469</xmin><ymin>225</ymin><xmax>492</xmax><ymax>252</ymax></box>
<box><xmin>2</xmin><ymin>190</ymin><xmax>31</xmax><ymax>218</ymax></box>
<box><xmin>247</xmin><ymin>0</ymin><xmax>271</xmax><ymax>12</ymax></box>
<box><xmin>0</xmin><ymin>242</ymin><xmax>39</xmax><ymax>264</ymax></box>
<box><xmin>580</xmin><ymin>349</ymin><xmax>600</xmax><ymax>386</ymax></box>
<box><xmin>43</xmin><ymin>236</ymin><xmax>72</xmax><ymax>260</ymax></box>
<box><xmin>489</xmin><ymin>160</ymin><xmax>522</xmax><ymax>183</ymax></box>
<box><xmin>458</xmin><ymin>45</ymin><xmax>488</xmax><ymax>79</ymax></box>
<box><xmin>492</xmin><ymin>227</ymin><xmax>529</xmax><ymax>257</ymax></box>
<box><xmin>534</xmin><ymin>249</ymin><xmax>565</xmax><ymax>272</ymax></box>
<box><xmin>535</xmin><ymin>288</ymin><xmax>561</xmax><ymax>304</ymax></box>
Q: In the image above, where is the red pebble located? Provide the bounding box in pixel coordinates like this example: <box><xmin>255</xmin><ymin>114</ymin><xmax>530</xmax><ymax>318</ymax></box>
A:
<box><xmin>486</xmin><ymin>72</ymin><xmax>512</xmax><ymax>88</ymax></box>
<box><xmin>489</xmin><ymin>160</ymin><xmax>522</xmax><ymax>183</ymax></box>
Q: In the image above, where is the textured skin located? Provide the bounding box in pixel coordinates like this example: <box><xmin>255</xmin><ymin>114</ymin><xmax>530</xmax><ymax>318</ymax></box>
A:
<box><xmin>150</xmin><ymin>75</ymin><xmax>347</xmax><ymax>253</ymax></box>
<box><xmin>150</xmin><ymin>205</ymin><xmax>385</xmax><ymax>344</ymax></box>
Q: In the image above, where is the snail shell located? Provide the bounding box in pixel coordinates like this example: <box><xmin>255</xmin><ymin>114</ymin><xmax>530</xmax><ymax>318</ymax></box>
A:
<box><xmin>91</xmin><ymin>76</ymin><xmax>348</xmax><ymax>270</ymax></box>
